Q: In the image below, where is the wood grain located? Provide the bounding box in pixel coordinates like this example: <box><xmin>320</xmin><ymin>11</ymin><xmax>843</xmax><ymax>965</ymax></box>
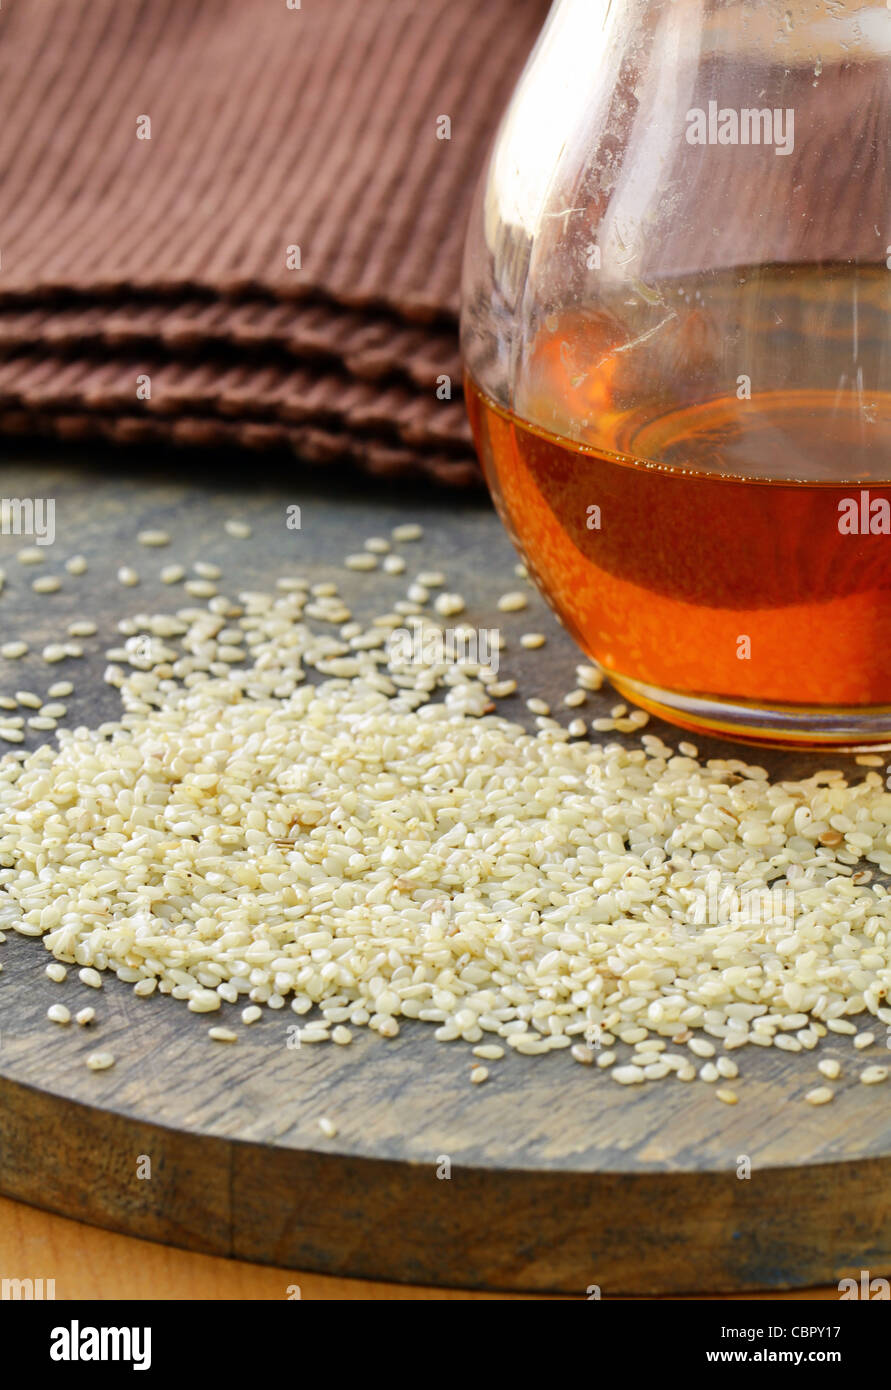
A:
<box><xmin>1</xmin><ymin>1196</ymin><xmax>848</xmax><ymax>1301</ymax></box>
<box><xmin>0</xmin><ymin>1197</ymin><xmax>524</xmax><ymax>1301</ymax></box>
<box><xmin>0</xmin><ymin>445</ymin><xmax>889</xmax><ymax>1297</ymax></box>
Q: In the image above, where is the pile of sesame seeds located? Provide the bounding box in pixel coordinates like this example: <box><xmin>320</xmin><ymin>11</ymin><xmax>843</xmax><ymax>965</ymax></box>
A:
<box><xmin>1</xmin><ymin>519</ymin><xmax>891</xmax><ymax>1103</ymax></box>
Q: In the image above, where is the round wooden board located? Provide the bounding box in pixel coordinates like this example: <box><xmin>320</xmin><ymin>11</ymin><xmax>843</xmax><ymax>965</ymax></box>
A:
<box><xmin>1</xmin><ymin>444</ymin><xmax>889</xmax><ymax>1296</ymax></box>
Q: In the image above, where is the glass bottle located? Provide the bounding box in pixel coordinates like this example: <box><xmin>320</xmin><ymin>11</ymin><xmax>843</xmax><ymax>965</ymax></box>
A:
<box><xmin>462</xmin><ymin>0</ymin><xmax>891</xmax><ymax>746</ymax></box>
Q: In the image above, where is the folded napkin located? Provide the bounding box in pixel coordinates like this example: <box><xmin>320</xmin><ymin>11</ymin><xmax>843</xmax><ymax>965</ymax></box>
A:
<box><xmin>0</xmin><ymin>0</ymin><xmax>549</xmax><ymax>483</ymax></box>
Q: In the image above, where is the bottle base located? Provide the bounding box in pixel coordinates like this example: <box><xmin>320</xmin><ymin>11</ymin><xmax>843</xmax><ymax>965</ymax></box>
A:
<box><xmin>607</xmin><ymin>672</ymin><xmax>891</xmax><ymax>751</ymax></box>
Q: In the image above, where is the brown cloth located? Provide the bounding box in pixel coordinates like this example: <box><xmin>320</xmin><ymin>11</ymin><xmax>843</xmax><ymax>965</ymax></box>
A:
<box><xmin>0</xmin><ymin>0</ymin><xmax>549</xmax><ymax>483</ymax></box>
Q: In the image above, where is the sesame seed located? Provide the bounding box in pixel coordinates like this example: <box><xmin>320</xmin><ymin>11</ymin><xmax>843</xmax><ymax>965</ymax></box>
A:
<box><xmin>45</xmin><ymin>963</ymin><xmax>67</xmax><ymax>982</ymax></box>
<box><xmin>1</xmin><ymin>642</ymin><xmax>28</xmax><ymax>659</ymax></box>
<box><xmin>520</xmin><ymin>633</ymin><xmax>546</xmax><ymax>649</ymax></box>
<box><xmin>805</xmin><ymin>1087</ymin><xmax>834</xmax><ymax>1104</ymax></box>
<box><xmin>860</xmin><ymin>1066</ymin><xmax>888</xmax><ymax>1085</ymax></box>
<box><xmin>137</xmin><ymin>530</ymin><xmax>170</xmax><ymax>547</ymax></box>
<box><xmin>117</xmin><ymin>567</ymin><xmax>140</xmax><ymax>587</ymax></box>
<box><xmin>17</xmin><ymin>547</ymin><xmax>44</xmax><ymax>565</ymax></box>
<box><xmin>526</xmin><ymin>697</ymin><xmax>550</xmax><ymax>715</ymax></box>
<box><xmin>854</xmin><ymin>1031</ymin><xmax>875</xmax><ymax>1049</ymax></box>
<box><xmin>208</xmin><ymin>1026</ymin><xmax>238</xmax><ymax>1042</ymax></box>
<box><xmin>33</xmin><ymin>575</ymin><xmax>61</xmax><ymax>594</ymax></box>
<box><xmin>225</xmin><ymin>519</ymin><xmax>252</xmax><ymax>539</ymax></box>
<box><xmin>2</xmin><ymin>544</ymin><xmax>891</xmax><ymax>1105</ymax></box>
<box><xmin>75</xmin><ymin>1007</ymin><xmax>96</xmax><ymax>1026</ymax></box>
<box><xmin>188</xmin><ymin>989</ymin><xmax>222</xmax><ymax>1013</ymax></box>
<box><xmin>345</xmin><ymin>554</ymin><xmax>378</xmax><ymax>571</ymax></box>
<box><xmin>15</xmin><ymin>691</ymin><xmax>41</xmax><ymax>708</ymax></box>
<box><xmin>613</xmin><ymin>1065</ymin><xmax>645</xmax><ymax>1085</ymax></box>
<box><xmin>434</xmin><ymin>593</ymin><xmax>464</xmax><ymax>616</ymax></box>
<box><xmin>716</xmin><ymin>1088</ymin><xmax>738</xmax><ymax>1104</ymax></box>
<box><xmin>86</xmin><ymin>1051</ymin><xmax>115</xmax><ymax>1071</ymax></box>
<box><xmin>78</xmin><ymin>967</ymin><xmax>103</xmax><ymax>989</ymax></box>
<box><xmin>563</xmin><ymin>689</ymin><xmax>586</xmax><ymax>708</ymax></box>
<box><xmin>67</xmin><ymin>622</ymin><xmax>96</xmax><ymax>638</ymax></box>
<box><xmin>382</xmin><ymin>555</ymin><xmax>406</xmax><ymax>574</ymax></box>
<box><xmin>47</xmin><ymin>1004</ymin><xmax>71</xmax><ymax>1025</ymax></box>
<box><xmin>817</xmin><ymin>1059</ymin><xmax>840</xmax><ymax>1079</ymax></box>
<box><xmin>497</xmin><ymin>592</ymin><xmax>527</xmax><ymax>612</ymax></box>
<box><xmin>41</xmin><ymin>645</ymin><xmax>67</xmax><ymax>663</ymax></box>
<box><xmin>364</xmin><ymin>538</ymin><xmax>390</xmax><ymax>554</ymax></box>
<box><xmin>470</xmin><ymin>1066</ymin><xmax>489</xmax><ymax>1084</ymax></box>
<box><xmin>48</xmin><ymin>682</ymin><xmax>73</xmax><ymax>697</ymax></box>
<box><xmin>392</xmin><ymin>523</ymin><xmax>423</xmax><ymax>542</ymax></box>
<box><xmin>160</xmin><ymin>564</ymin><xmax>186</xmax><ymax>584</ymax></box>
<box><xmin>0</xmin><ymin>727</ymin><xmax>23</xmax><ymax>742</ymax></box>
<box><xmin>298</xmin><ymin>1024</ymin><xmax>330</xmax><ymax>1043</ymax></box>
<box><xmin>576</xmin><ymin>664</ymin><xmax>603</xmax><ymax>690</ymax></box>
<box><xmin>318</xmin><ymin>1117</ymin><xmax>338</xmax><ymax>1137</ymax></box>
<box><xmin>65</xmin><ymin>555</ymin><xmax>88</xmax><ymax>575</ymax></box>
<box><xmin>184</xmin><ymin>579</ymin><xmax>217</xmax><ymax>598</ymax></box>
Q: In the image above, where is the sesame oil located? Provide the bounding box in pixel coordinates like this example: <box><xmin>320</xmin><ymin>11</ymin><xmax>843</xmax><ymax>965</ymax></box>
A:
<box><xmin>465</xmin><ymin>271</ymin><xmax>891</xmax><ymax>742</ymax></box>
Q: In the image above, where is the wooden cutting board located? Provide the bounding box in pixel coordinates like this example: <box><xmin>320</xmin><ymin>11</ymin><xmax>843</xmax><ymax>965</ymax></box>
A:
<box><xmin>0</xmin><ymin>444</ymin><xmax>889</xmax><ymax>1297</ymax></box>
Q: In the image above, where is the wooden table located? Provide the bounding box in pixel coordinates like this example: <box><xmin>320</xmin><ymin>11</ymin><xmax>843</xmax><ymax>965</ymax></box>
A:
<box><xmin>1</xmin><ymin>1198</ymin><xmax>845</xmax><ymax>1299</ymax></box>
<box><xmin>0</xmin><ymin>442</ymin><xmax>889</xmax><ymax>1298</ymax></box>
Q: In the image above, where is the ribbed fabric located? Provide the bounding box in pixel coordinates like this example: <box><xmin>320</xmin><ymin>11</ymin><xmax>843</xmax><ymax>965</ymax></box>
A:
<box><xmin>0</xmin><ymin>300</ymin><xmax>462</xmax><ymax>391</ymax></box>
<box><xmin>0</xmin><ymin>350</ymin><xmax>473</xmax><ymax>448</ymax></box>
<box><xmin>0</xmin><ymin>0</ymin><xmax>550</xmax><ymax>482</ymax></box>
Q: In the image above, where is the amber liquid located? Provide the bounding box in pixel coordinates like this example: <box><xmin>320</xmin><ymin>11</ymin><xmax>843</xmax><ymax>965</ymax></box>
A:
<box><xmin>466</xmin><ymin>268</ymin><xmax>891</xmax><ymax>737</ymax></box>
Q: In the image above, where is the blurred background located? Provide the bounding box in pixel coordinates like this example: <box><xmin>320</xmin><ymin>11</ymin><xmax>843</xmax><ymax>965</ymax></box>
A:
<box><xmin>0</xmin><ymin>0</ymin><xmax>550</xmax><ymax>486</ymax></box>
